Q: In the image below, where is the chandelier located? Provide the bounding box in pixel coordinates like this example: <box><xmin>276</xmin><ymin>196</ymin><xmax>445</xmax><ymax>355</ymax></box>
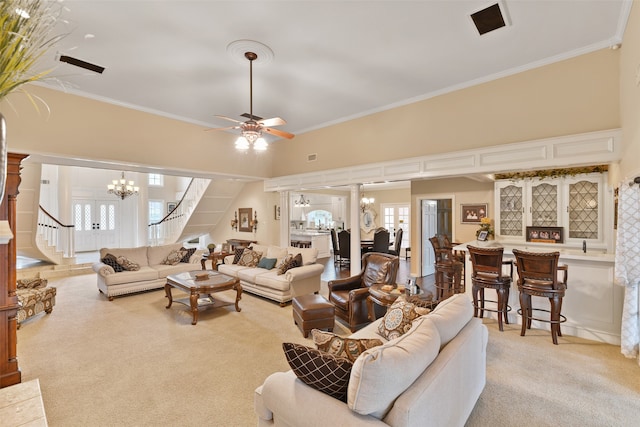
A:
<box><xmin>360</xmin><ymin>187</ymin><xmax>374</xmax><ymax>212</ymax></box>
<box><xmin>294</xmin><ymin>194</ymin><xmax>310</xmax><ymax>207</ymax></box>
<box><xmin>107</xmin><ymin>172</ymin><xmax>139</xmax><ymax>200</ymax></box>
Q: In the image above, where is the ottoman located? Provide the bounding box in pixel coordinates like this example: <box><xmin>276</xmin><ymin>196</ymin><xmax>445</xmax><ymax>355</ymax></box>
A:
<box><xmin>292</xmin><ymin>294</ymin><xmax>335</xmax><ymax>338</ymax></box>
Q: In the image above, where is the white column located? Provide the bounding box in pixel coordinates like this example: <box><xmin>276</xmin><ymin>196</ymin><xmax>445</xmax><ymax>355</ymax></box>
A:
<box><xmin>350</xmin><ymin>185</ymin><xmax>361</xmax><ymax>275</ymax></box>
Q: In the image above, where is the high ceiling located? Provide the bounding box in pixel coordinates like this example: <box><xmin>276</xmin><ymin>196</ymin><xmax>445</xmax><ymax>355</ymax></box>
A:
<box><xmin>36</xmin><ymin>0</ymin><xmax>631</xmax><ymax>146</ymax></box>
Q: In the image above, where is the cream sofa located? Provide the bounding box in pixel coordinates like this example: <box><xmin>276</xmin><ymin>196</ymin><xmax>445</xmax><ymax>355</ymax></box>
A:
<box><xmin>218</xmin><ymin>244</ymin><xmax>324</xmax><ymax>306</ymax></box>
<box><xmin>255</xmin><ymin>294</ymin><xmax>488</xmax><ymax>426</ymax></box>
<box><xmin>93</xmin><ymin>243</ymin><xmax>205</xmax><ymax>300</ymax></box>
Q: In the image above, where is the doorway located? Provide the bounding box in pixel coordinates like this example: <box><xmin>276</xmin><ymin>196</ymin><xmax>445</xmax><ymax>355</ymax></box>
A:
<box><xmin>73</xmin><ymin>199</ymin><xmax>118</xmax><ymax>252</ymax></box>
<box><xmin>421</xmin><ymin>198</ymin><xmax>453</xmax><ymax>276</ymax></box>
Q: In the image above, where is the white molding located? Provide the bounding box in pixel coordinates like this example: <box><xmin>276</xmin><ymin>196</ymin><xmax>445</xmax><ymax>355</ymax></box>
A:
<box><xmin>264</xmin><ymin>128</ymin><xmax>622</xmax><ymax>191</ymax></box>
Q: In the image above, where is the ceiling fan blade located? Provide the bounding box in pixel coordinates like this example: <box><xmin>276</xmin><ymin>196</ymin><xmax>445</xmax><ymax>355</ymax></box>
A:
<box><xmin>213</xmin><ymin>115</ymin><xmax>243</xmax><ymax>124</ymax></box>
<box><xmin>204</xmin><ymin>125</ymin><xmax>240</xmax><ymax>132</ymax></box>
<box><xmin>258</xmin><ymin>117</ymin><xmax>287</xmax><ymax>127</ymax></box>
<box><xmin>264</xmin><ymin>127</ymin><xmax>295</xmax><ymax>139</ymax></box>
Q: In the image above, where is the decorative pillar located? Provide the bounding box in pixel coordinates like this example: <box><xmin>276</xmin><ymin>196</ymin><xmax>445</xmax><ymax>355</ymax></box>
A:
<box><xmin>350</xmin><ymin>185</ymin><xmax>362</xmax><ymax>275</ymax></box>
<box><xmin>1</xmin><ymin>153</ymin><xmax>28</xmax><ymax>388</ymax></box>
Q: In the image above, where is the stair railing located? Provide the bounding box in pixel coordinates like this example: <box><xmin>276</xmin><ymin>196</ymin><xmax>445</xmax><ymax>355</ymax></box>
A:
<box><xmin>148</xmin><ymin>177</ymin><xmax>210</xmax><ymax>246</ymax></box>
<box><xmin>37</xmin><ymin>205</ymin><xmax>75</xmax><ymax>258</ymax></box>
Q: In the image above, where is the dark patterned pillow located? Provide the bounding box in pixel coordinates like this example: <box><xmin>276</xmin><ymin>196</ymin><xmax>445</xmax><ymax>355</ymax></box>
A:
<box><xmin>311</xmin><ymin>330</ymin><xmax>383</xmax><ymax>362</ymax></box>
<box><xmin>237</xmin><ymin>249</ymin><xmax>263</xmax><ymax>267</ymax></box>
<box><xmin>117</xmin><ymin>256</ymin><xmax>141</xmax><ymax>271</ymax></box>
<box><xmin>277</xmin><ymin>253</ymin><xmax>302</xmax><ymax>275</ymax></box>
<box><xmin>101</xmin><ymin>253</ymin><xmax>124</xmax><ymax>272</ymax></box>
<box><xmin>232</xmin><ymin>248</ymin><xmax>245</xmax><ymax>264</ymax></box>
<box><xmin>180</xmin><ymin>247</ymin><xmax>197</xmax><ymax>263</ymax></box>
<box><xmin>162</xmin><ymin>249</ymin><xmax>186</xmax><ymax>266</ymax></box>
<box><xmin>282</xmin><ymin>342</ymin><xmax>352</xmax><ymax>402</ymax></box>
<box><xmin>378</xmin><ymin>296</ymin><xmax>430</xmax><ymax>340</ymax></box>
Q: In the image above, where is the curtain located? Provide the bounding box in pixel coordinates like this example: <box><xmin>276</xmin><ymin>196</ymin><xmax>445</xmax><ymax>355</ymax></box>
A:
<box><xmin>615</xmin><ymin>182</ymin><xmax>640</xmax><ymax>365</ymax></box>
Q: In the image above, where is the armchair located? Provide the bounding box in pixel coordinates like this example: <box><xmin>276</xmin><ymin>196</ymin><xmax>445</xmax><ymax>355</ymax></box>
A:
<box><xmin>327</xmin><ymin>252</ymin><xmax>399</xmax><ymax>332</ymax></box>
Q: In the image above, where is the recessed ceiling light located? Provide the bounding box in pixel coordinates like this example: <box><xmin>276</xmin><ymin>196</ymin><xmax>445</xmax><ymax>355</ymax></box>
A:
<box><xmin>84</xmin><ymin>33</ymin><xmax>95</xmax><ymax>39</ymax></box>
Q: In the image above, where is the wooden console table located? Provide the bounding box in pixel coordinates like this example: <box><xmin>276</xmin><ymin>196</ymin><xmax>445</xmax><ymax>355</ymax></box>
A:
<box><xmin>226</xmin><ymin>239</ymin><xmax>257</xmax><ymax>252</ymax></box>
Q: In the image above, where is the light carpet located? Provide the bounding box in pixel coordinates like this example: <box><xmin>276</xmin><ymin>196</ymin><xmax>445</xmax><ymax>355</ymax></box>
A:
<box><xmin>16</xmin><ymin>274</ymin><xmax>640</xmax><ymax>426</ymax></box>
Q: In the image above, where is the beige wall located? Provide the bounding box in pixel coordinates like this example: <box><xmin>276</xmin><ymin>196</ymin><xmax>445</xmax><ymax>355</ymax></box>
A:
<box><xmin>619</xmin><ymin>1</ymin><xmax>640</xmax><ymax>182</ymax></box>
<box><xmin>0</xmin><ymin>85</ymin><xmax>274</xmax><ymax>179</ymax></box>
<box><xmin>270</xmin><ymin>48</ymin><xmax>620</xmax><ymax>176</ymax></box>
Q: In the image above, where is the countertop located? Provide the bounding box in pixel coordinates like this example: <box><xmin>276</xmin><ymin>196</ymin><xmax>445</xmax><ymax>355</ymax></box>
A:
<box><xmin>290</xmin><ymin>230</ymin><xmax>331</xmax><ymax>237</ymax></box>
<box><xmin>453</xmin><ymin>240</ymin><xmax>614</xmax><ymax>263</ymax></box>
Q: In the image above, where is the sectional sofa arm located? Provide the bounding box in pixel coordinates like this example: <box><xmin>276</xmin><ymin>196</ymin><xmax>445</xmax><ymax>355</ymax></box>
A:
<box><xmin>92</xmin><ymin>262</ymin><xmax>115</xmax><ymax>276</ymax></box>
<box><xmin>257</xmin><ymin>371</ymin><xmax>385</xmax><ymax>426</ymax></box>
<box><xmin>285</xmin><ymin>263</ymin><xmax>324</xmax><ymax>281</ymax></box>
<box><xmin>188</xmin><ymin>249</ymin><xmax>207</xmax><ymax>263</ymax></box>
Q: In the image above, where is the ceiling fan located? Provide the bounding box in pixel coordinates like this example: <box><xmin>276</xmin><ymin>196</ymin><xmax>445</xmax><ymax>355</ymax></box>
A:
<box><xmin>208</xmin><ymin>51</ymin><xmax>294</xmax><ymax>150</ymax></box>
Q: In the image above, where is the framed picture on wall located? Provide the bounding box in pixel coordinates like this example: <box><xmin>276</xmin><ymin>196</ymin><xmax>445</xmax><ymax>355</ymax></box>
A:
<box><xmin>239</xmin><ymin>208</ymin><xmax>252</xmax><ymax>232</ymax></box>
<box><xmin>167</xmin><ymin>202</ymin><xmax>177</xmax><ymax>214</ymax></box>
<box><xmin>274</xmin><ymin>205</ymin><xmax>281</xmax><ymax>220</ymax></box>
<box><xmin>461</xmin><ymin>204</ymin><xmax>487</xmax><ymax>224</ymax></box>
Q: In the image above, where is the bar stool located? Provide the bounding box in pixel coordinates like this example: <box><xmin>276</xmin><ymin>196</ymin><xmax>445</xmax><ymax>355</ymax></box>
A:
<box><xmin>429</xmin><ymin>236</ymin><xmax>463</xmax><ymax>302</ymax></box>
<box><xmin>467</xmin><ymin>245</ymin><xmax>513</xmax><ymax>331</ymax></box>
<box><xmin>299</xmin><ymin>241</ymin><xmax>312</xmax><ymax>248</ymax></box>
<box><xmin>512</xmin><ymin>249</ymin><xmax>568</xmax><ymax>345</ymax></box>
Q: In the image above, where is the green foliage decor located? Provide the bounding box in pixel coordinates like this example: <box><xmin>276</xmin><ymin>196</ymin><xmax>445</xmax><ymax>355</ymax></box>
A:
<box><xmin>0</xmin><ymin>0</ymin><xmax>65</xmax><ymax>102</ymax></box>
<box><xmin>494</xmin><ymin>165</ymin><xmax>608</xmax><ymax>181</ymax></box>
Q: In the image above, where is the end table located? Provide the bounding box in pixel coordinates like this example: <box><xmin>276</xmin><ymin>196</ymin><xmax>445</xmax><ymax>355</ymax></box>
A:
<box><xmin>201</xmin><ymin>252</ymin><xmax>231</xmax><ymax>270</ymax></box>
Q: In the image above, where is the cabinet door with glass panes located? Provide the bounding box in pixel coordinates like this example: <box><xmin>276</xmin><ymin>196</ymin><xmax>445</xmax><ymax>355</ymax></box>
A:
<box><xmin>495</xmin><ymin>181</ymin><xmax>526</xmax><ymax>240</ymax></box>
<box><xmin>563</xmin><ymin>174</ymin><xmax>603</xmax><ymax>243</ymax></box>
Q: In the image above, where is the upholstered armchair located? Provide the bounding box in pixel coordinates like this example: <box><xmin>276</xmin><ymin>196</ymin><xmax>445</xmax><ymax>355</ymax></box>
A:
<box><xmin>327</xmin><ymin>252</ymin><xmax>399</xmax><ymax>332</ymax></box>
<box><xmin>15</xmin><ymin>278</ymin><xmax>56</xmax><ymax>328</ymax></box>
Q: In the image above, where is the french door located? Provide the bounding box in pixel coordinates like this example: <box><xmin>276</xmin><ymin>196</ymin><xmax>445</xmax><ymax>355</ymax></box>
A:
<box><xmin>73</xmin><ymin>199</ymin><xmax>118</xmax><ymax>251</ymax></box>
<box><xmin>421</xmin><ymin>200</ymin><xmax>437</xmax><ymax>276</ymax></box>
<box><xmin>382</xmin><ymin>203</ymin><xmax>410</xmax><ymax>256</ymax></box>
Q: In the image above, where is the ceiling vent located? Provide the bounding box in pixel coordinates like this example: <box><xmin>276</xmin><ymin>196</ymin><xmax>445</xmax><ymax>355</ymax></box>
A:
<box><xmin>470</xmin><ymin>2</ymin><xmax>510</xmax><ymax>35</ymax></box>
<box><xmin>58</xmin><ymin>54</ymin><xmax>105</xmax><ymax>74</ymax></box>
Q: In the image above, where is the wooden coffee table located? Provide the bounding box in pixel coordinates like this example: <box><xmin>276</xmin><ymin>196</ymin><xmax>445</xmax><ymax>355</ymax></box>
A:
<box><xmin>367</xmin><ymin>284</ymin><xmax>436</xmax><ymax>321</ymax></box>
<box><xmin>165</xmin><ymin>270</ymin><xmax>241</xmax><ymax>325</ymax></box>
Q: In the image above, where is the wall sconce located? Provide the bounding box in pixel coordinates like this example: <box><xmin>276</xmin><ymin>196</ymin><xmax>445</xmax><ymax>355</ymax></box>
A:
<box><xmin>230</xmin><ymin>211</ymin><xmax>238</xmax><ymax>231</ymax></box>
<box><xmin>249</xmin><ymin>211</ymin><xmax>258</xmax><ymax>231</ymax></box>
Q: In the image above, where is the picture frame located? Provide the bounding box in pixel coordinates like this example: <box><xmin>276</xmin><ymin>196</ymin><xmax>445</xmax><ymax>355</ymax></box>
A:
<box><xmin>526</xmin><ymin>226</ymin><xmax>563</xmax><ymax>243</ymax></box>
<box><xmin>477</xmin><ymin>230</ymin><xmax>489</xmax><ymax>241</ymax></box>
<box><xmin>238</xmin><ymin>208</ymin><xmax>252</xmax><ymax>232</ymax></box>
<box><xmin>221</xmin><ymin>243</ymin><xmax>230</xmax><ymax>253</ymax></box>
<box><xmin>167</xmin><ymin>202</ymin><xmax>177</xmax><ymax>214</ymax></box>
<box><xmin>461</xmin><ymin>204</ymin><xmax>488</xmax><ymax>224</ymax></box>
<box><xmin>274</xmin><ymin>204</ymin><xmax>281</xmax><ymax>220</ymax></box>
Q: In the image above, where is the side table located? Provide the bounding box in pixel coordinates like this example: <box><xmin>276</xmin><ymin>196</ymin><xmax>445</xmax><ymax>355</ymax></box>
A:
<box><xmin>201</xmin><ymin>252</ymin><xmax>231</xmax><ymax>270</ymax></box>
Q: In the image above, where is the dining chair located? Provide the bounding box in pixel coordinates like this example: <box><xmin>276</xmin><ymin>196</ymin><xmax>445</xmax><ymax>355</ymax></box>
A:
<box><xmin>330</xmin><ymin>228</ymin><xmax>341</xmax><ymax>266</ymax></box>
<box><xmin>337</xmin><ymin>229</ymin><xmax>351</xmax><ymax>268</ymax></box>
<box><xmin>388</xmin><ymin>228</ymin><xmax>403</xmax><ymax>256</ymax></box>
<box><xmin>370</xmin><ymin>228</ymin><xmax>390</xmax><ymax>253</ymax></box>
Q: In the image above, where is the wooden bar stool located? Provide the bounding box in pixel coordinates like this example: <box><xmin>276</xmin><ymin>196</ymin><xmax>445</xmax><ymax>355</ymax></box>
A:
<box><xmin>512</xmin><ymin>249</ymin><xmax>568</xmax><ymax>345</ymax></box>
<box><xmin>429</xmin><ymin>236</ymin><xmax>463</xmax><ymax>302</ymax></box>
<box><xmin>467</xmin><ymin>245</ymin><xmax>513</xmax><ymax>331</ymax></box>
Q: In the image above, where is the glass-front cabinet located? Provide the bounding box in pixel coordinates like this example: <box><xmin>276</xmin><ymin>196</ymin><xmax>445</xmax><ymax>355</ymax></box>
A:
<box><xmin>495</xmin><ymin>173</ymin><xmax>607</xmax><ymax>246</ymax></box>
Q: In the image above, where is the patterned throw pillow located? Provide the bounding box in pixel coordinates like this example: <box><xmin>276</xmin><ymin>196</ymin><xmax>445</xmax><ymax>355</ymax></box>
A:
<box><xmin>162</xmin><ymin>249</ymin><xmax>186</xmax><ymax>266</ymax></box>
<box><xmin>311</xmin><ymin>330</ymin><xmax>383</xmax><ymax>362</ymax></box>
<box><xmin>277</xmin><ymin>253</ymin><xmax>302</xmax><ymax>275</ymax></box>
<box><xmin>282</xmin><ymin>342</ymin><xmax>352</xmax><ymax>402</ymax></box>
<box><xmin>232</xmin><ymin>248</ymin><xmax>245</xmax><ymax>264</ymax></box>
<box><xmin>179</xmin><ymin>247</ymin><xmax>197</xmax><ymax>263</ymax></box>
<box><xmin>101</xmin><ymin>253</ymin><xmax>124</xmax><ymax>272</ymax></box>
<box><xmin>117</xmin><ymin>256</ymin><xmax>141</xmax><ymax>271</ymax></box>
<box><xmin>377</xmin><ymin>296</ymin><xmax>431</xmax><ymax>340</ymax></box>
<box><xmin>237</xmin><ymin>249</ymin><xmax>263</xmax><ymax>267</ymax></box>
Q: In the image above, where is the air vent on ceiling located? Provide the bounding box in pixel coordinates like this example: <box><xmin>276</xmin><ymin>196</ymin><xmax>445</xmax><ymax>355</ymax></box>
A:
<box><xmin>470</xmin><ymin>2</ymin><xmax>510</xmax><ymax>35</ymax></box>
<box><xmin>58</xmin><ymin>54</ymin><xmax>105</xmax><ymax>74</ymax></box>
<box><xmin>307</xmin><ymin>153</ymin><xmax>317</xmax><ymax>162</ymax></box>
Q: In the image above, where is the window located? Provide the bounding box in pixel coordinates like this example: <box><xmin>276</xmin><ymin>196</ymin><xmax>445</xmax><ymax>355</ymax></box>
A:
<box><xmin>149</xmin><ymin>200</ymin><xmax>163</xmax><ymax>223</ymax></box>
<box><xmin>382</xmin><ymin>203</ymin><xmax>410</xmax><ymax>249</ymax></box>
<box><xmin>148</xmin><ymin>173</ymin><xmax>163</xmax><ymax>187</ymax></box>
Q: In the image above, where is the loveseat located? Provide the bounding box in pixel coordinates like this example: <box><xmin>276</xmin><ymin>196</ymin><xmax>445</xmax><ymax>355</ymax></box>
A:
<box><xmin>92</xmin><ymin>243</ymin><xmax>206</xmax><ymax>300</ymax></box>
<box><xmin>218</xmin><ymin>244</ymin><xmax>324</xmax><ymax>306</ymax></box>
<box><xmin>255</xmin><ymin>294</ymin><xmax>488</xmax><ymax>426</ymax></box>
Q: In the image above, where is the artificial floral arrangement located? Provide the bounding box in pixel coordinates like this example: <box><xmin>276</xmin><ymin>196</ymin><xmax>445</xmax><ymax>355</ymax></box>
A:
<box><xmin>207</xmin><ymin>243</ymin><xmax>216</xmax><ymax>254</ymax></box>
<box><xmin>476</xmin><ymin>217</ymin><xmax>495</xmax><ymax>239</ymax></box>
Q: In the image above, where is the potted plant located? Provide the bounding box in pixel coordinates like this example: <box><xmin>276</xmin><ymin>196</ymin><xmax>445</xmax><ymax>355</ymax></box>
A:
<box><xmin>476</xmin><ymin>217</ymin><xmax>495</xmax><ymax>240</ymax></box>
<box><xmin>207</xmin><ymin>243</ymin><xmax>216</xmax><ymax>254</ymax></box>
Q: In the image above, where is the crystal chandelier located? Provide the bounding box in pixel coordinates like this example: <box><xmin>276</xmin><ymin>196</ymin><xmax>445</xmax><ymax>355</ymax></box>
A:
<box><xmin>294</xmin><ymin>194</ymin><xmax>310</xmax><ymax>207</ymax></box>
<box><xmin>107</xmin><ymin>172</ymin><xmax>139</xmax><ymax>200</ymax></box>
<box><xmin>360</xmin><ymin>186</ymin><xmax>374</xmax><ymax>212</ymax></box>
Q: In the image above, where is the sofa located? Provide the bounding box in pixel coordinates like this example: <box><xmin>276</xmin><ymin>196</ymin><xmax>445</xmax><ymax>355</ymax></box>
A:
<box><xmin>218</xmin><ymin>244</ymin><xmax>324</xmax><ymax>306</ymax></box>
<box><xmin>92</xmin><ymin>243</ymin><xmax>206</xmax><ymax>300</ymax></box>
<box><xmin>15</xmin><ymin>278</ymin><xmax>56</xmax><ymax>328</ymax></box>
<box><xmin>254</xmin><ymin>294</ymin><xmax>488</xmax><ymax>426</ymax></box>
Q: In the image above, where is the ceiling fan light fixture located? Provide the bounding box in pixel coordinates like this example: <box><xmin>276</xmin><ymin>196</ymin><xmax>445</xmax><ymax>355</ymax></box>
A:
<box><xmin>254</xmin><ymin>138</ymin><xmax>268</xmax><ymax>151</ymax></box>
<box><xmin>235</xmin><ymin>136</ymin><xmax>250</xmax><ymax>150</ymax></box>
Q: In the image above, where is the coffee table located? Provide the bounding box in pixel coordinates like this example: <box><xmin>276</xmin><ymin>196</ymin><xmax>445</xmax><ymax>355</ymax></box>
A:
<box><xmin>367</xmin><ymin>284</ymin><xmax>436</xmax><ymax>321</ymax></box>
<box><xmin>165</xmin><ymin>270</ymin><xmax>241</xmax><ymax>325</ymax></box>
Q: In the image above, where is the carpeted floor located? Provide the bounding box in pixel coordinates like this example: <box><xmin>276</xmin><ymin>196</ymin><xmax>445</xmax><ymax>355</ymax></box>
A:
<box><xmin>15</xmin><ymin>274</ymin><xmax>640</xmax><ymax>426</ymax></box>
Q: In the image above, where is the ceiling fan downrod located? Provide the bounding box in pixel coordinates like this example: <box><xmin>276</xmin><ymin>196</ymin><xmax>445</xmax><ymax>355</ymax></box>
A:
<box><xmin>245</xmin><ymin>51</ymin><xmax>257</xmax><ymax>121</ymax></box>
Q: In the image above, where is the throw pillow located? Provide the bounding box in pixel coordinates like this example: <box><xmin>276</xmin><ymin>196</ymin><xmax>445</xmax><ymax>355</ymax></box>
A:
<box><xmin>162</xmin><ymin>249</ymin><xmax>186</xmax><ymax>266</ymax></box>
<box><xmin>377</xmin><ymin>296</ymin><xmax>430</xmax><ymax>340</ymax></box>
<box><xmin>232</xmin><ymin>248</ymin><xmax>245</xmax><ymax>264</ymax></box>
<box><xmin>179</xmin><ymin>247</ymin><xmax>197</xmax><ymax>263</ymax></box>
<box><xmin>257</xmin><ymin>257</ymin><xmax>277</xmax><ymax>270</ymax></box>
<box><xmin>101</xmin><ymin>253</ymin><xmax>124</xmax><ymax>272</ymax></box>
<box><xmin>276</xmin><ymin>254</ymin><xmax>293</xmax><ymax>274</ymax></box>
<box><xmin>237</xmin><ymin>249</ymin><xmax>263</xmax><ymax>267</ymax></box>
<box><xmin>282</xmin><ymin>342</ymin><xmax>352</xmax><ymax>402</ymax></box>
<box><xmin>277</xmin><ymin>253</ymin><xmax>301</xmax><ymax>275</ymax></box>
<box><xmin>117</xmin><ymin>256</ymin><xmax>141</xmax><ymax>271</ymax></box>
<box><xmin>311</xmin><ymin>330</ymin><xmax>383</xmax><ymax>362</ymax></box>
